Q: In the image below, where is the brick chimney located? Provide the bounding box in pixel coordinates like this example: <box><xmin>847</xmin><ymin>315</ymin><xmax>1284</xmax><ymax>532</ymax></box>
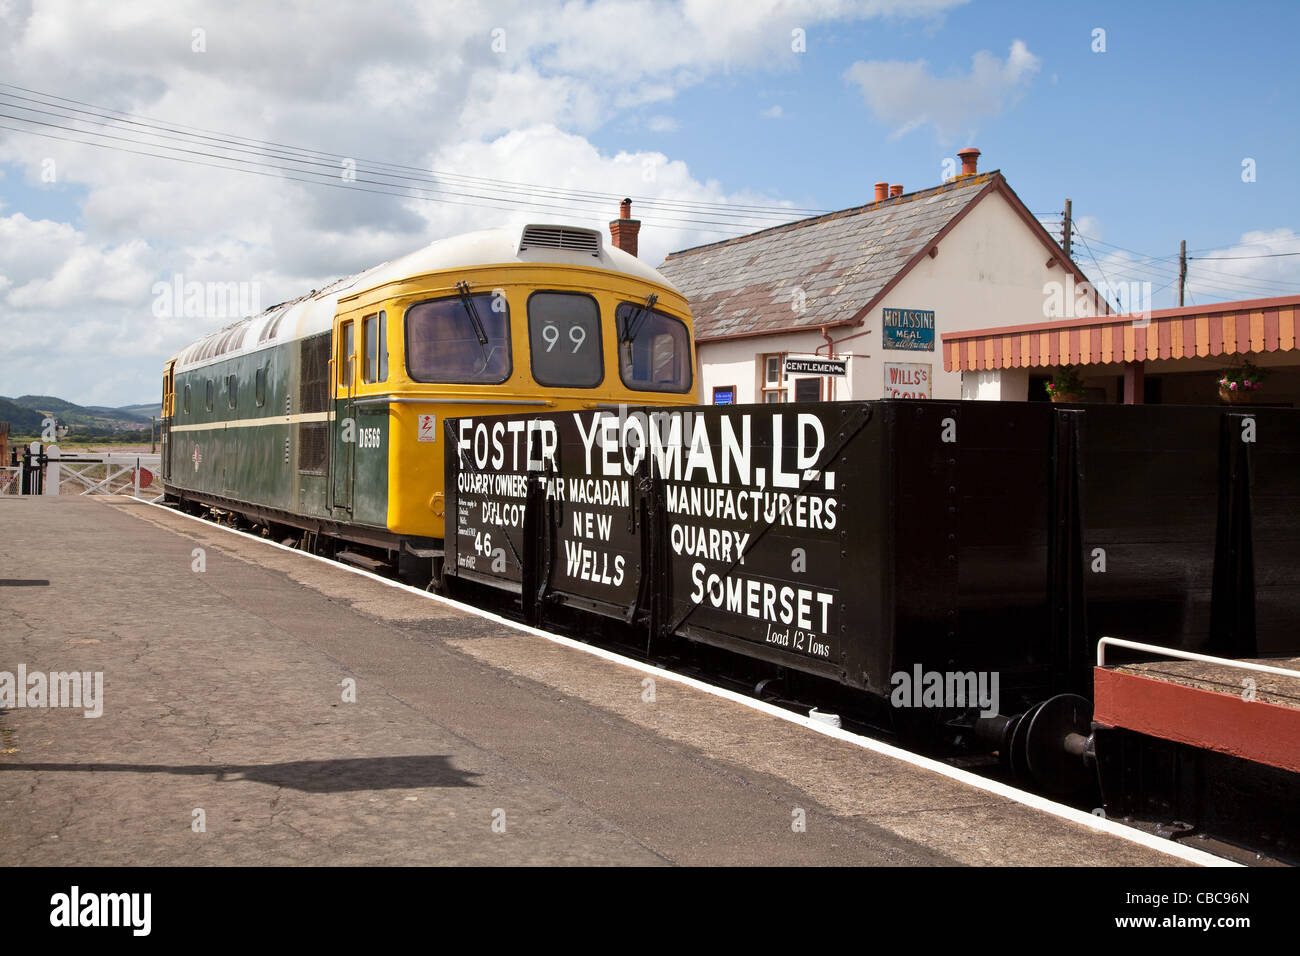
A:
<box><xmin>874</xmin><ymin>182</ymin><xmax>888</xmax><ymax>201</ymax></box>
<box><xmin>608</xmin><ymin>198</ymin><xmax>641</xmax><ymax>257</ymax></box>
<box><xmin>957</xmin><ymin>147</ymin><xmax>980</xmax><ymax>177</ymax></box>
<box><xmin>889</xmin><ymin>184</ymin><xmax>903</xmax><ymax>198</ymax></box>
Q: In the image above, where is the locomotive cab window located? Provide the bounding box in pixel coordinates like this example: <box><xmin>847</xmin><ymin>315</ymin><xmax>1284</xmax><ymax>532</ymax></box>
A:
<box><xmin>205</xmin><ymin>379</ymin><xmax>214</xmax><ymax>411</ymax></box>
<box><xmin>405</xmin><ymin>289</ymin><xmax>511</xmax><ymax>384</ymax></box>
<box><xmin>183</xmin><ymin>384</ymin><xmax>191</xmax><ymax>415</ymax></box>
<box><xmin>528</xmin><ymin>291</ymin><xmax>602</xmax><ymax>387</ymax></box>
<box><xmin>339</xmin><ymin>321</ymin><xmax>355</xmax><ymax>388</ymax></box>
<box><xmin>616</xmin><ymin>301</ymin><xmax>692</xmax><ymax>393</ymax></box>
<box><xmin>363</xmin><ymin>311</ymin><xmax>388</xmax><ymax>384</ymax></box>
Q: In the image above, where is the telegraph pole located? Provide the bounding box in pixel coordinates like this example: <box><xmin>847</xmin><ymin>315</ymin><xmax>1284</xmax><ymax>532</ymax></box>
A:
<box><xmin>1178</xmin><ymin>240</ymin><xmax>1187</xmax><ymax>307</ymax></box>
<box><xmin>1062</xmin><ymin>199</ymin><xmax>1072</xmax><ymax>259</ymax></box>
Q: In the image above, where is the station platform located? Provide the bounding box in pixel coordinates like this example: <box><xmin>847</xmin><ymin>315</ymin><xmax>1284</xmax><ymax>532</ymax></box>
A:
<box><xmin>0</xmin><ymin>496</ymin><xmax>1217</xmax><ymax>866</ymax></box>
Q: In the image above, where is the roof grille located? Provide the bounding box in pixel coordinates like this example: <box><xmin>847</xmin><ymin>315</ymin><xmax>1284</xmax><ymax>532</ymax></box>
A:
<box><xmin>519</xmin><ymin>225</ymin><xmax>601</xmax><ymax>257</ymax></box>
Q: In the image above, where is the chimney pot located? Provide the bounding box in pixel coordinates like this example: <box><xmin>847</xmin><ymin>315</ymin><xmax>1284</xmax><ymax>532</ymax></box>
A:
<box><xmin>889</xmin><ymin>184</ymin><xmax>903</xmax><ymax>198</ymax></box>
<box><xmin>609</xmin><ymin>199</ymin><xmax>641</xmax><ymax>257</ymax></box>
<box><xmin>957</xmin><ymin>147</ymin><xmax>980</xmax><ymax>177</ymax></box>
<box><xmin>874</xmin><ymin>181</ymin><xmax>889</xmax><ymax>201</ymax></box>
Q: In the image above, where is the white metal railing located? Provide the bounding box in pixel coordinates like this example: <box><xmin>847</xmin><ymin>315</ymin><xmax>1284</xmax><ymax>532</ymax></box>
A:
<box><xmin>1097</xmin><ymin>636</ymin><xmax>1300</xmax><ymax>680</ymax></box>
<box><xmin>44</xmin><ymin>452</ymin><xmax>162</xmax><ymax>499</ymax></box>
<box><xmin>0</xmin><ymin>466</ymin><xmax>19</xmax><ymax>495</ymax></box>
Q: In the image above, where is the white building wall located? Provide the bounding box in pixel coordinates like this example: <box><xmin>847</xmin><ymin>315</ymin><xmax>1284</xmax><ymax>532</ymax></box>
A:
<box><xmin>695</xmin><ymin>189</ymin><xmax>1070</xmax><ymax>404</ymax></box>
<box><xmin>696</xmin><ymin>329</ymin><xmax>841</xmax><ymax>403</ymax></box>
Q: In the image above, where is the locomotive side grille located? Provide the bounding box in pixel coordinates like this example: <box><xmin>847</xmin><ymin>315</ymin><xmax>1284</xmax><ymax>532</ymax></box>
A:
<box><xmin>299</xmin><ymin>332</ymin><xmax>331</xmax><ymax>413</ymax></box>
<box><xmin>298</xmin><ymin>421</ymin><xmax>328</xmax><ymax>475</ymax></box>
<box><xmin>518</xmin><ymin>225</ymin><xmax>601</xmax><ymax>256</ymax></box>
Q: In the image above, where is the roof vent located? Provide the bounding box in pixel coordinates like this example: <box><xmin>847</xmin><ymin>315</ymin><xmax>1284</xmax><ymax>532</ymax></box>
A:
<box><xmin>518</xmin><ymin>225</ymin><xmax>602</xmax><ymax>257</ymax></box>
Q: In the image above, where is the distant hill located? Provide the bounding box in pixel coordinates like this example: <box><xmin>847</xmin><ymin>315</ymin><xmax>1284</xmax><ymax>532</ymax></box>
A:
<box><xmin>0</xmin><ymin>398</ymin><xmax>46</xmax><ymax>434</ymax></box>
<box><xmin>0</xmin><ymin>394</ymin><xmax>154</xmax><ymax>438</ymax></box>
<box><xmin>117</xmin><ymin>402</ymin><xmax>163</xmax><ymax>420</ymax></box>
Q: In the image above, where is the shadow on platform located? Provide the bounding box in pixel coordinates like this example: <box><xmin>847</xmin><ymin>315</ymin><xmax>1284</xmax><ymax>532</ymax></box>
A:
<box><xmin>0</xmin><ymin>755</ymin><xmax>480</xmax><ymax>791</ymax></box>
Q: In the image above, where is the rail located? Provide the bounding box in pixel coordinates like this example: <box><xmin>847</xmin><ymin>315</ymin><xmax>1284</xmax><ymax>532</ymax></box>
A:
<box><xmin>1096</xmin><ymin>636</ymin><xmax>1300</xmax><ymax>680</ymax></box>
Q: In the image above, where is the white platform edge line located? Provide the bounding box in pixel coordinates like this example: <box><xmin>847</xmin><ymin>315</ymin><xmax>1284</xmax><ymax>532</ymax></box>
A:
<box><xmin>130</xmin><ymin>497</ymin><xmax>1236</xmax><ymax>868</ymax></box>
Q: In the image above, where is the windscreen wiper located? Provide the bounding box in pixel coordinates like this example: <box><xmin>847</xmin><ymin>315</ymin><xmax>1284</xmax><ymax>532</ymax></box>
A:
<box><xmin>620</xmin><ymin>293</ymin><xmax>658</xmax><ymax>344</ymax></box>
<box><xmin>456</xmin><ymin>280</ymin><xmax>490</xmax><ymax>346</ymax></box>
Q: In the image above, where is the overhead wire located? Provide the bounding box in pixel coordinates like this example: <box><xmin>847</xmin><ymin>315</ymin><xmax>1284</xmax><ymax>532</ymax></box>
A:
<box><xmin>0</xmin><ymin>81</ymin><xmax>828</xmax><ymax>224</ymax></box>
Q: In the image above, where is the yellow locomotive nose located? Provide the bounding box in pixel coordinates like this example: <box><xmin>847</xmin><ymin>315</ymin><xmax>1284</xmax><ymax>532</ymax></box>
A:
<box><xmin>161</xmin><ymin>219</ymin><xmax>696</xmax><ymax>579</ymax></box>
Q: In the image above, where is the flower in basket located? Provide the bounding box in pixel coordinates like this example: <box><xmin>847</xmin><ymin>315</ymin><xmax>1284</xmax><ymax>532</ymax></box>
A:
<box><xmin>1045</xmin><ymin>366</ymin><xmax>1085</xmax><ymax>398</ymax></box>
<box><xmin>1219</xmin><ymin>361</ymin><xmax>1268</xmax><ymax>393</ymax></box>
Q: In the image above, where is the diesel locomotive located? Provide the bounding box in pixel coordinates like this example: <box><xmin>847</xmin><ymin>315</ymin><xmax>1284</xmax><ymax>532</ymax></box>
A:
<box><xmin>161</xmin><ymin>224</ymin><xmax>698</xmax><ymax>575</ymax></box>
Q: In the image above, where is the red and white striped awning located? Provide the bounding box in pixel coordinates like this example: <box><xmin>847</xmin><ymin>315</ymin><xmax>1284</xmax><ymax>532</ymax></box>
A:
<box><xmin>942</xmin><ymin>295</ymin><xmax>1300</xmax><ymax>372</ymax></box>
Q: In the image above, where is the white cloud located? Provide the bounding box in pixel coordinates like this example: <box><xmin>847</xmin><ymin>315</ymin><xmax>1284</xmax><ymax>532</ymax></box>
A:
<box><xmin>0</xmin><ymin>0</ymin><xmax>963</xmax><ymax>404</ymax></box>
<box><xmin>426</xmin><ymin>125</ymin><xmax>794</xmax><ymax>265</ymax></box>
<box><xmin>844</xmin><ymin>39</ymin><xmax>1041</xmax><ymax>143</ymax></box>
<box><xmin>1069</xmin><ymin>227</ymin><xmax>1300</xmax><ymax>313</ymax></box>
<box><xmin>1075</xmin><ymin>215</ymin><xmax>1103</xmax><ymax>242</ymax></box>
<box><xmin>647</xmin><ymin>115</ymin><xmax>679</xmax><ymax>133</ymax></box>
<box><xmin>761</xmin><ymin>105</ymin><xmax>783</xmax><ymax>118</ymax></box>
<box><xmin>1185</xmin><ymin>229</ymin><xmax>1300</xmax><ymax>304</ymax></box>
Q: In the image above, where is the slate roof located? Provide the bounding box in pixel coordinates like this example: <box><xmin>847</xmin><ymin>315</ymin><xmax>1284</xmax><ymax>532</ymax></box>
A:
<box><xmin>658</xmin><ymin>172</ymin><xmax>1000</xmax><ymax>342</ymax></box>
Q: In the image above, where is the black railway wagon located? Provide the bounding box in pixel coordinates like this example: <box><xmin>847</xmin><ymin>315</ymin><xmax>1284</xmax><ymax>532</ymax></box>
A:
<box><xmin>443</xmin><ymin>400</ymin><xmax>1300</xmax><ymax>787</ymax></box>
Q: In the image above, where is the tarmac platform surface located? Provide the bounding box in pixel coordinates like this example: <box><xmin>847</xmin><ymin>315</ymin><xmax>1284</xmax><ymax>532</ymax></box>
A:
<box><xmin>0</xmin><ymin>496</ymin><xmax>1199</xmax><ymax>866</ymax></box>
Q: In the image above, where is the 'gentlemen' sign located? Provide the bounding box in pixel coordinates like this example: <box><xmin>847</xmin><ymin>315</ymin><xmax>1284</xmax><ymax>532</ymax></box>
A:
<box><xmin>785</xmin><ymin>358</ymin><xmax>847</xmax><ymax>376</ymax></box>
<box><xmin>882</xmin><ymin>308</ymin><xmax>935</xmax><ymax>351</ymax></box>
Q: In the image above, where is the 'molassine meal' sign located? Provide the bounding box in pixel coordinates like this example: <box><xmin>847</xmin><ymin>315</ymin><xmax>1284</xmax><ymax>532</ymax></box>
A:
<box><xmin>882</xmin><ymin>308</ymin><xmax>935</xmax><ymax>351</ymax></box>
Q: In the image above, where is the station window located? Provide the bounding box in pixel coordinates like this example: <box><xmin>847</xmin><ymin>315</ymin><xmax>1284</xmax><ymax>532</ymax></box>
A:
<box><xmin>405</xmin><ymin>291</ymin><xmax>511</xmax><ymax>384</ymax></box>
<box><xmin>227</xmin><ymin>374</ymin><xmax>238</xmax><ymax>408</ymax></box>
<box><xmin>794</xmin><ymin>377</ymin><xmax>821</xmax><ymax>402</ymax></box>
<box><xmin>340</xmin><ymin>321</ymin><xmax>355</xmax><ymax>388</ymax></box>
<box><xmin>363</xmin><ymin>312</ymin><xmax>388</xmax><ymax>384</ymax></box>
<box><xmin>255</xmin><ymin>367</ymin><xmax>267</xmax><ymax>407</ymax></box>
<box><xmin>615</xmin><ymin>301</ymin><xmax>692</xmax><ymax>393</ymax></box>
<box><xmin>205</xmin><ymin>379</ymin><xmax>214</xmax><ymax>411</ymax></box>
<box><xmin>761</xmin><ymin>353</ymin><xmax>786</xmax><ymax>403</ymax></box>
<box><xmin>528</xmin><ymin>292</ymin><xmax>602</xmax><ymax>388</ymax></box>
<box><xmin>183</xmin><ymin>384</ymin><xmax>191</xmax><ymax>415</ymax></box>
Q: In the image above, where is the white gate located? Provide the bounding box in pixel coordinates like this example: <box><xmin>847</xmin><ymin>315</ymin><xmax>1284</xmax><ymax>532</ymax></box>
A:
<box><xmin>42</xmin><ymin>448</ymin><xmax>163</xmax><ymax>500</ymax></box>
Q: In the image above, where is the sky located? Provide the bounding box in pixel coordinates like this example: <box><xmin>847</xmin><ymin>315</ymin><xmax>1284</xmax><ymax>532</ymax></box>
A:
<box><xmin>1</xmin><ymin>0</ymin><xmax>1297</xmax><ymax>407</ymax></box>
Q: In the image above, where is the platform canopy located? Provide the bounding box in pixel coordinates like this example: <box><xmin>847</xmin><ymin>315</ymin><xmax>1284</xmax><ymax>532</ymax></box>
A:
<box><xmin>942</xmin><ymin>294</ymin><xmax>1300</xmax><ymax>372</ymax></box>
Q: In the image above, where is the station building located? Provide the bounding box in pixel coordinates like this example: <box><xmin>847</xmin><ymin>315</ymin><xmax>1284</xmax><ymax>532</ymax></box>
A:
<box><xmin>650</xmin><ymin>148</ymin><xmax>1106</xmax><ymax>404</ymax></box>
<box><xmin>943</xmin><ymin>294</ymin><xmax>1300</xmax><ymax>405</ymax></box>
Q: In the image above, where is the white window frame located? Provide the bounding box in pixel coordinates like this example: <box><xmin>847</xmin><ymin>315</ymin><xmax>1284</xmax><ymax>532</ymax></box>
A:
<box><xmin>760</xmin><ymin>352</ymin><xmax>787</xmax><ymax>403</ymax></box>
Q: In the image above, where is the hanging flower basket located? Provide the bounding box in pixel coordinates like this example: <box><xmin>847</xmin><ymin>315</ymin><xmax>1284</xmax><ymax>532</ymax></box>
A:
<box><xmin>1218</xmin><ymin>361</ymin><xmax>1267</xmax><ymax>404</ymax></box>
<box><xmin>1044</xmin><ymin>366</ymin><xmax>1085</xmax><ymax>403</ymax></box>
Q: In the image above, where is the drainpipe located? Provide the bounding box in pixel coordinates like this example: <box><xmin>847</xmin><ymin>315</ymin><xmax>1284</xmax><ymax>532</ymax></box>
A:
<box><xmin>820</xmin><ymin>326</ymin><xmax>835</xmax><ymax>401</ymax></box>
<box><xmin>816</xmin><ymin>325</ymin><xmax>873</xmax><ymax>354</ymax></box>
